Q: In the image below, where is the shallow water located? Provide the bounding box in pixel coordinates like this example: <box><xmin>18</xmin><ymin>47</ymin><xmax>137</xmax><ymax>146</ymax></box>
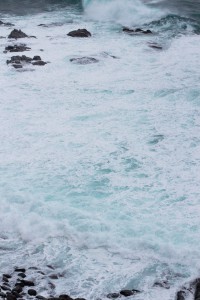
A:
<box><xmin>0</xmin><ymin>0</ymin><xmax>200</xmax><ymax>299</ymax></box>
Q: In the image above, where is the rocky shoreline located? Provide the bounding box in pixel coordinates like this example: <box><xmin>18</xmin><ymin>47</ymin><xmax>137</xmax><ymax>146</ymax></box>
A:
<box><xmin>0</xmin><ymin>19</ymin><xmax>164</xmax><ymax>70</ymax></box>
<box><xmin>0</xmin><ymin>266</ymin><xmax>200</xmax><ymax>300</ymax></box>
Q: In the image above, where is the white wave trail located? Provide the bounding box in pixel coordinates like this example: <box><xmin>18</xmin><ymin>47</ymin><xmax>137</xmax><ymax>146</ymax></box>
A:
<box><xmin>83</xmin><ymin>0</ymin><xmax>166</xmax><ymax>25</ymax></box>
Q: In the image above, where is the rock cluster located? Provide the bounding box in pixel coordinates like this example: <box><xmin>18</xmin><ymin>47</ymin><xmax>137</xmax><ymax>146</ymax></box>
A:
<box><xmin>122</xmin><ymin>27</ymin><xmax>152</xmax><ymax>34</ymax></box>
<box><xmin>6</xmin><ymin>55</ymin><xmax>47</xmax><ymax>69</ymax></box>
<box><xmin>4</xmin><ymin>44</ymin><xmax>31</xmax><ymax>53</ymax></box>
<box><xmin>70</xmin><ymin>57</ymin><xmax>99</xmax><ymax>65</ymax></box>
<box><xmin>0</xmin><ymin>20</ymin><xmax>14</xmax><ymax>26</ymax></box>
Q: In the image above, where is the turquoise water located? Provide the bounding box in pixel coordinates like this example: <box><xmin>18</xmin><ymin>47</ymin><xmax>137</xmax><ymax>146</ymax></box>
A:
<box><xmin>0</xmin><ymin>1</ymin><xmax>200</xmax><ymax>299</ymax></box>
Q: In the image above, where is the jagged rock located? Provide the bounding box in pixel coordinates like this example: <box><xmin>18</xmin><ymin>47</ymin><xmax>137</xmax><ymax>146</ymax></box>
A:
<box><xmin>195</xmin><ymin>281</ymin><xmax>200</xmax><ymax>300</ymax></box>
<box><xmin>6</xmin><ymin>293</ymin><xmax>16</xmax><ymax>300</ymax></box>
<box><xmin>28</xmin><ymin>289</ymin><xmax>37</xmax><ymax>296</ymax></box>
<box><xmin>33</xmin><ymin>56</ymin><xmax>41</xmax><ymax>61</ymax></box>
<box><xmin>1</xmin><ymin>285</ymin><xmax>11</xmax><ymax>291</ymax></box>
<box><xmin>176</xmin><ymin>290</ymin><xmax>186</xmax><ymax>300</ymax></box>
<box><xmin>67</xmin><ymin>29</ymin><xmax>91</xmax><ymax>38</ymax></box>
<box><xmin>8</xmin><ymin>30</ymin><xmax>28</xmax><ymax>39</ymax></box>
<box><xmin>0</xmin><ymin>20</ymin><xmax>14</xmax><ymax>26</ymax></box>
<box><xmin>7</xmin><ymin>55</ymin><xmax>47</xmax><ymax>68</ymax></box>
<box><xmin>49</xmin><ymin>275</ymin><xmax>59</xmax><ymax>280</ymax></box>
<box><xmin>107</xmin><ymin>293</ymin><xmax>120</xmax><ymax>298</ymax></box>
<box><xmin>123</xmin><ymin>27</ymin><xmax>152</xmax><ymax>34</ymax></box>
<box><xmin>4</xmin><ymin>44</ymin><xmax>31</xmax><ymax>53</ymax></box>
<box><xmin>70</xmin><ymin>57</ymin><xmax>99</xmax><ymax>65</ymax></box>
<box><xmin>12</xmin><ymin>285</ymin><xmax>23</xmax><ymax>293</ymax></box>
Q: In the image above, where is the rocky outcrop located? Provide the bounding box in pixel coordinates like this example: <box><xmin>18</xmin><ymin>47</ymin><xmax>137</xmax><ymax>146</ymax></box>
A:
<box><xmin>6</xmin><ymin>55</ymin><xmax>47</xmax><ymax>69</ymax></box>
<box><xmin>4</xmin><ymin>44</ymin><xmax>31</xmax><ymax>53</ymax></box>
<box><xmin>8</xmin><ymin>29</ymin><xmax>36</xmax><ymax>39</ymax></box>
<box><xmin>123</xmin><ymin>27</ymin><xmax>152</xmax><ymax>34</ymax></box>
<box><xmin>0</xmin><ymin>20</ymin><xmax>14</xmax><ymax>26</ymax></box>
<box><xmin>67</xmin><ymin>29</ymin><xmax>91</xmax><ymax>38</ymax></box>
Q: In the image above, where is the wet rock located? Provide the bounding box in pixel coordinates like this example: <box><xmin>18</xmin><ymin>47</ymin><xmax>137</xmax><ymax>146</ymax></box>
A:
<box><xmin>1</xmin><ymin>286</ymin><xmax>11</xmax><ymax>291</ymax></box>
<box><xmin>19</xmin><ymin>280</ymin><xmax>34</xmax><ymax>287</ymax></box>
<box><xmin>195</xmin><ymin>282</ymin><xmax>200</xmax><ymax>300</ymax></box>
<box><xmin>153</xmin><ymin>281</ymin><xmax>170</xmax><ymax>289</ymax></box>
<box><xmin>12</xmin><ymin>291</ymin><xmax>21</xmax><ymax>298</ymax></box>
<box><xmin>67</xmin><ymin>29</ymin><xmax>91</xmax><ymax>38</ymax></box>
<box><xmin>70</xmin><ymin>57</ymin><xmax>99</xmax><ymax>65</ymax></box>
<box><xmin>59</xmin><ymin>295</ymin><xmax>73</xmax><ymax>300</ymax></box>
<box><xmin>107</xmin><ymin>293</ymin><xmax>120</xmax><ymax>299</ymax></box>
<box><xmin>15</xmin><ymin>269</ymin><xmax>26</xmax><ymax>273</ymax></box>
<box><xmin>0</xmin><ymin>20</ymin><xmax>14</xmax><ymax>26</ymax></box>
<box><xmin>49</xmin><ymin>275</ymin><xmax>59</xmax><ymax>280</ymax></box>
<box><xmin>6</xmin><ymin>293</ymin><xmax>16</xmax><ymax>300</ymax></box>
<box><xmin>148</xmin><ymin>43</ymin><xmax>163</xmax><ymax>50</ymax></box>
<box><xmin>176</xmin><ymin>290</ymin><xmax>186</xmax><ymax>300</ymax></box>
<box><xmin>28</xmin><ymin>289</ymin><xmax>37</xmax><ymax>296</ymax></box>
<box><xmin>32</xmin><ymin>61</ymin><xmax>47</xmax><ymax>66</ymax></box>
<box><xmin>12</xmin><ymin>286</ymin><xmax>23</xmax><ymax>294</ymax></box>
<box><xmin>8</xmin><ymin>30</ymin><xmax>28</xmax><ymax>39</ymax></box>
<box><xmin>36</xmin><ymin>296</ymin><xmax>47</xmax><ymax>300</ymax></box>
<box><xmin>28</xmin><ymin>267</ymin><xmax>38</xmax><ymax>270</ymax></box>
<box><xmin>33</xmin><ymin>56</ymin><xmax>41</xmax><ymax>61</ymax></box>
<box><xmin>0</xmin><ymin>291</ymin><xmax>6</xmax><ymax>298</ymax></box>
<box><xmin>18</xmin><ymin>274</ymin><xmax>26</xmax><ymax>279</ymax></box>
<box><xmin>123</xmin><ymin>27</ymin><xmax>152</xmax><ymax>34</ymax></box>
<box><xmin>120</xmin><ymin>290</ymin><xmax>140</xmax><ymax>297</ymax></box>
<box><xmin>4</xmin><ymin>44</ymin><xmax>31</xmax><ymax>53</ymax></box>
<box><xmin>75</xmin><ymin>298</ymin><xmax>86</xmax><ymax>300</ymax></box>
<box><xmin>2</xmin><ymin>275</ymin><xmax>11</xmax><ymax>280</ymax></box>
<box><xmin>2</xmin><ymin>276</ymin><xmax>9</xmax><ymax>283</ymax></box>
<box><xmin>47</xmin><ymin>265</ymin><xmax>55</xmax><ymax>270</ymax></box>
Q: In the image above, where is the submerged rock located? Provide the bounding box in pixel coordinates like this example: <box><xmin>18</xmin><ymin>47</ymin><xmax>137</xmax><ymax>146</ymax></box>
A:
<box><xmin>153</xmin><ymin>281</ymin><xmax>170</xmax><ymax>289</ymax></box>
<box><xmin>107</xmin><ymin>293</ymin><xmax>120</xmax><ymax>298</ymax></box>
<box><xmin>123</xmin><ymin>27</ymin><xmax>152</xmax><ymax>34</ymax></box>
<box><xmin>70</xmin><ymin>57</ymin><xmax>99</xmax><ymax>65</ymax></box>
<box><xmin>67</xmin><ymin>28</ymin><xmax>91</xmax><ymax>38</ymax></box>
<box><xmin>120</xmin><ymin>290</ymin><xmax>140</xmax><ymax>297</ymax></box>
<box><xmin>148</xmin><ymin>43</ymin><xmax>163</xmax><ymax>50</ymax></box>
<box><xmin>0</xmin><ymin>20</ymin><xmax>14</xmax><ymax>26</ymax></box>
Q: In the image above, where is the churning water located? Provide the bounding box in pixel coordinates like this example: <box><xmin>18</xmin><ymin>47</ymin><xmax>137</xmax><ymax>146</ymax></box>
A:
<box><xmin>0</xmin><ymin>0</ymin><xmax>200</xmax><ymax>299</ymax></box>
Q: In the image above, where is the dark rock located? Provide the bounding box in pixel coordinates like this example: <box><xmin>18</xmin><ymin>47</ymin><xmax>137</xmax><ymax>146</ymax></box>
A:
<box><xmin>47</xmin><ymin>265</ymin><xmax>55</xmax><ymax>270</ymax></box>
<box><xmin>1</xmin><ymin>286</ymin><xmax>11</xmax><ymax>292</ymax></box>
<box><xmin>19</xmin><ymin>280</ymin><xmax>34</xmax><ymax>287</ymax></box>
<box><xmin>28</xmin><ymin>267</ymin><xmax>38</xmax><ymax>270</ymax></box>
<box><xmin>8</xmin><ymin>30</ymin><xmax>28</xmax><ymax>39</ymax></box>
<box><xmin>49</xmin><ymin>275</ymin><xmax>59</xmax><ymax>280</ymax></box>
<box><xmin>4</xmin><ymin>44</ymin><xmax>31</xmax><ymax>53</ymax></box>
<box><xmin>37</xmin><ymin>271</ymin><xmax>45</xmax><ymax>275</ymax></box>
<box><xmin>28</xmin><ymin>289</ymin><xmax>37</xmax><ymax>296</ymax></box>
<box><xmin>2</xmin><ymin>276</ymin><xmax>9</xmax><ymax>283</ymax></box>
<box><xmin>59</xmin><ymin>295</ymin><xmax>73</xmax><ymax>300</ymax></box>
<box><xmin>0</xmin><ymin>20</ymin><xmax>14</xmax><ymax>26</ymax></box>
<box><xmin>2</xmin><ymin>275</ymin><xmax>11</xmax><ymax>280</ymax></box>
<box><xmin>32</xmin><ymin>61</ymin><xmax>47</xmax><ymax>66</ymax></box>
<box><xmin>2</xmin><ymin>283</ymin><xmax>9</xmax><ymax>287</ymax></box>
<box><xmin>148</xmin><ymin>43</ymin><xmax>162</xmax><ymax>50</ymax></box>
<box><xmin>6</xmin><ymin>293</ymin><xmax>16</xmax><ymax>300</ymax></box>
<box><xmin>70</xmin><ymin>57</ymin><xmax>99</xmax><ymax>65</ymax></box>
<box><xmin>67</xmin><ymin>29</ymin><xmax>91</xmax><ymax>38</ymax></box>
<box><xmin>120</xmin><ymin>290</ymin><xmax>140</xmax><ymax>297</ymax></box>
<box><xmin>12</xmin><ymin>291</ymin><xmax>21</xmax><ymax>298</ymax></box>
<box><xmin>33</xmin><ymin>56</ymin><xmax>41</xmax><ymax>61</ymax></box>
<box><xmin>0</xmin><ymin>292</ymin><xmax>6</xmax><ymax>298</ymax></box>
<box><xmin>15</xmin><ymin>269</ymin><xmax>26</xmax><ymax>273</ymax></box>
<box><xmin>122</xmin><ymin>27</ymin><xmax>152</xmax><ymax>35</ymax></box>
<box><xmin>36</xmin><ymin>296</ymin><xmax>46</xmax><ymax>299</ymax></box>
<box><xmin>195</xmin><ymin>282</ymin><xmax>200</xmax><ymax>300</ymax></box>
<box><xmin>75</xmin><ymin>298</ymin><xmax>86</xmax><ymax>300</ymax></box>
<box><xmin>107</xmin><ymin>293</ymin><xmax>120</xmax><ymax>299</ymax></box>
<box><xmin>17</xmin><ymin>274</ymin><xmax>26</xmax><ymax>279</ymax></box>
<box><xmin>7</xmin><ymin>55</ymin><xmax>32</xmax><ymax>65</ymax></box>
<box><xmin>153</xmin><ymin>281</ymin><xmax>170</xmax><ymax>289</ymax></box>
<box><xmin>176</xmin><ymin>290</ymin><xmax>186</xmax><ymax>300</ymax></box>
<box><xmin>12</xmin><ymin>286</ymin><xmax>23</xmax><ymax>294</ymax></box>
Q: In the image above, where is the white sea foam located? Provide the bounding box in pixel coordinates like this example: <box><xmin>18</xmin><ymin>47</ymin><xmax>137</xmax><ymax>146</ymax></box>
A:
<box><xmin>0</xmin><ymin>2</ymin><xmax>200</xmax><ymax>300</ymax></box>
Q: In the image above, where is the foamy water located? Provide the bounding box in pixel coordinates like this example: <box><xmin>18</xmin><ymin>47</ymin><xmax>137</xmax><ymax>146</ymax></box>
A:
<box><xmin>0</xmin><ymin>0</ymin><xmax>200</xmax><ymax>299</ymax></box>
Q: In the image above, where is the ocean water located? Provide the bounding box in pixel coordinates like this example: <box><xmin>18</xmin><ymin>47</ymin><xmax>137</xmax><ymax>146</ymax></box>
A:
<box><xmin>0</xmin><ymin>0</ymin><xmax>200</xmax><ymax>299</ymax></box>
